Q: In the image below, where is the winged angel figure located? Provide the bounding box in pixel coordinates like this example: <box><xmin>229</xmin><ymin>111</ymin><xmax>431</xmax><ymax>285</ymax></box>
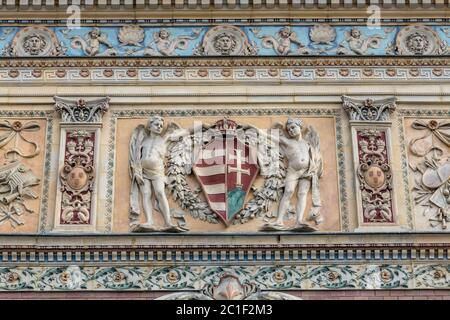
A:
<box><xmin>130</xmin><ymin>116</ymin><xmax>323</xmax><ymax>232</ymax></box>
<box><xmin>255</xmin><ymin>118</ymin><xmax>323</xmax><ymax>231</ymax></box>
<box><xmin>129</xmin><ymin>116</ymin><xmax>194</xmax><ymax>232</ymax></box>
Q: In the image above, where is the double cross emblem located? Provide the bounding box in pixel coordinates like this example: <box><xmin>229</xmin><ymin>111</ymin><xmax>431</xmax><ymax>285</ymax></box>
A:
<box><xmin>228</xmin><ymin>149</ymin><xmax>250</xmax><ymax>188</ymax></box>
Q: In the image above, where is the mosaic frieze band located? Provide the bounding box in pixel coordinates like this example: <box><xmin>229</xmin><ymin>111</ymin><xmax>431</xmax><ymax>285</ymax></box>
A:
<box><xmin>0</xmin><ymin>24</ymin><xmax>449</xmax><ymax>58</ymax></box>
<box><xmin>0</xmin><ymin>264</ymin><xmax>448</xmax><ymax>291</ymax></box>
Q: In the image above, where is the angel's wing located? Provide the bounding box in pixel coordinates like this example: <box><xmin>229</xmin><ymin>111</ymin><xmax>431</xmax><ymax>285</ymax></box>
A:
<box><xmin>166</xmin><ymin>121</ymin><xmax>182</xmax><ymax>134</ymax></box>
<box><xmin>167</xmin><ymin>133</ymin><xmax>193</xmax><ymax>175</ymax></box>
<box><xmin>304</xmin><ymin>125</ymin><xmax>323</xmax><ymax>177</ymax></box>
<box><xmin>129</xmin><ymin>124</ymin><xmax>146</xmax><ymax>175</ymax></box>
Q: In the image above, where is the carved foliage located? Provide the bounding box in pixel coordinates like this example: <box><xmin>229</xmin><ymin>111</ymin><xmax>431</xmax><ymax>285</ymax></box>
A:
<box><xmin>59</xmin><ymin>130</ymin><xmax>95</xmax><ymax>225</ymax></box>
<box><xmin>0</xmin><ymin>264</ymin><xmax>446</xmax><ymax>291</ymax></box>
<box><xmin>54</xmin><ymin>96</ymin><xmax>109</xmax><ymax>123</ymax></box>
<box><xmin>356</xmin><ymin>129</ymin><xmax>394</xmax><ymax>223</ymax></box>
<box><xmin>342</xmin><ymin>96</ymin><xmax>397</xmax><ymax>122</ymax></box>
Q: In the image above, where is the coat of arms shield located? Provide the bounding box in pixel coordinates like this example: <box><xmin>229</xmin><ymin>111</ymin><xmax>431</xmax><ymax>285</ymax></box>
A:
<box><xmin>193</xmin><ymin>119</ymin><xmax>259</xmax><ymax>225</ymax></box>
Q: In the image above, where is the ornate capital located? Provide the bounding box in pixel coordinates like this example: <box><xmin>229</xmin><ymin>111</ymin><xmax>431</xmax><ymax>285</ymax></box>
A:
<box><xmin>54</xmin><ymin>96</ymin><xmax>109</xmax><ymax>124</ymax></box>
<box><xmin>342</xmin><ymin>96</ymin><xmax>396</xmax><ymax>122</ymax></box>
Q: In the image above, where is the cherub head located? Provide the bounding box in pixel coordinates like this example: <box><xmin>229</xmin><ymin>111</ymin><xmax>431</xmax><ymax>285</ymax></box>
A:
<box><xmin>158</xmin><ymin>29</ymin><xmax>170</xmax><ymax>40</ymax></box>
<box><xmin>349</xmin><ymin>28</ymin><xmax>361</xmax><ymax>39</ymax></box>
<box><xmin>147</xmin><ymin>115</ymin><xmax>164</xmax><ymax>134</ymax></box>
<box><xmin>286</xmin><ymin>118</ymin><xmax>303</xmax><ymax>138</ymax></box>
<box><xmin>89</xmin><ymin>27</ymin><xmax>101</xmax><ymax>39</ymax></box>
<box><xmin>278</xmin><ymin>26</ymin><xmax>292</xmax><ymax>39</ymax></box>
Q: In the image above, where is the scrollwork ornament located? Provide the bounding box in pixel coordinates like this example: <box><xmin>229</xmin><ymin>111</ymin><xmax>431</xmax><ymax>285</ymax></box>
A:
<box><xmin>251</xmin><ymin>26</ymin><xmax>311</xmax><ymax>55</ymax></box>
<box><xmin>59</xmin><ymin>130</ymin><xmax>95</xmax><ymax>225</ymax></box>
<box><xmin>54</xmin><ymin>96</ymin><xmax>110</xmax><ymax>123</ymax></box>
<box><xmin>342</xmin><ymin>96</ymin><xmax>396</xmax><ymax>122</ymax></box>
<box><xmin>409</xmin><ymin>119</ymin><xmax>450</xmax><ymax>229</ymax></box>
<box><xmin>336</xmin><ymin>27</ymin><xmax>384</xmax><ymax>55</ymax></box>
<box><xmin>357</xmin><ymin>129</ymin><xmax>394</xmax><ymax>223</ymax></box>
<box><xmin>0</xmin><ymin>120</ymin><xmax>41</xmax><ymax>228</ymax></box>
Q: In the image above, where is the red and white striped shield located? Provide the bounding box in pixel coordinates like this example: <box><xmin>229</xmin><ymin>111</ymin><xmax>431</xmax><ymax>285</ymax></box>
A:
<box><xmin>193</xmin><ymin>120</ymin><xmax>259</xmax><ymax>226</ymax></box>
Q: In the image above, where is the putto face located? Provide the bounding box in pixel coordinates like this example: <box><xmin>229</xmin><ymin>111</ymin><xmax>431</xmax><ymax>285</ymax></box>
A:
<box><xmin>279</xmin><ymin>27</ymin><xmax>291</xmax><ymax>39</ymax></box>
<box><xmin>148</xmin><ymin>117</ymin><xmax>164</xmax><ymax>134</ymax></box>
<box><xmin>159</xmin><ymin>29</ymin><xmax>170</xmax><ymax>40</ymax></box>
<box><xmin>286</xmin><ymin>122</ymin><xmax>301</xmax><ymax>138</ymax></box>
<box><xmin>350</xmin><ymin>28</ymin><xmax>361</xmax><ymax>39</ymax></box>
<box><xmin>90</xmin><ymin>28</ymin><xmax>100</xmax><ymax>39</ymax></box>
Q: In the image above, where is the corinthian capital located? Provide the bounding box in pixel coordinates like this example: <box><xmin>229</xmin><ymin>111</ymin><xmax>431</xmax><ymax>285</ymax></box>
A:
<box><xmin>54</xmin><ymin>96</ymin><xmax>110</xmax><ymax>124</ymax></box>
<box><xmin>342</xmin><ymin>96</ymin><xmax>396</xmax><ymax>122</ymax></box>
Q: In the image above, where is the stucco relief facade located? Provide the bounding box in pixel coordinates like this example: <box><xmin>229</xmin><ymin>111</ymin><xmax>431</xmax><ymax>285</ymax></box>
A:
<box><xmin>0</xmin><ymin>3</ymin><xmax>448</xmax><ymax>299</ymax></box>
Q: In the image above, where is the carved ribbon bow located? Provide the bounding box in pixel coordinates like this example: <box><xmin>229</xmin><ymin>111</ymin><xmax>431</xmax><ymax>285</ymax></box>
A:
<box><xmin>409</xmin><ymin>119</ymin><xmax>450</xmax><ymax>157</ymax></box>
<box><xmin>0</xmin><ymin>120</ymin><xmax>40</xmax><ymax>159</ymax></box>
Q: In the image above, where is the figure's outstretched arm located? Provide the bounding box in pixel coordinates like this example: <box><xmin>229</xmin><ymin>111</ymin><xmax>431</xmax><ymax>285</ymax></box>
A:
<box><xmin>167</xmin><ymin>121</ymin><xmax>214</xmax><ymax>142</ymax></box>
<box><xmin>242</xmin><ymin>123</ymin><xmax>287</xmax><ymax>146</ymax></box>
<box><xmin>99</xmin><ymin>35</ymin><xmax>114</xmax><ymax>48</ymax></box>
<box><xmin>167</xmin><ymin>128</ymin><xmax>190</xmax><ymax>142</ymax></box>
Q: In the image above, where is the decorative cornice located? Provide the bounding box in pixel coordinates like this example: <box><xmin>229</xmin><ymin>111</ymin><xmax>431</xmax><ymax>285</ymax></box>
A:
<box><xmin>0</xmin><ymin>243</ymin><xmax>448</xmax><ymax>264</ymax></box>
<box><xmin>0</xmin><ymin>0</ymin><xmax>449</xmax><ymax>12</ymax></box>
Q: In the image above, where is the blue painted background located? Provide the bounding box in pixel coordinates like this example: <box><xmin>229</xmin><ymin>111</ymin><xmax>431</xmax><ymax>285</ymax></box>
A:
<box><xmin>0</xmin><ymin>25</ymin><xmax>448</xmax><ymax>57</ymax></box>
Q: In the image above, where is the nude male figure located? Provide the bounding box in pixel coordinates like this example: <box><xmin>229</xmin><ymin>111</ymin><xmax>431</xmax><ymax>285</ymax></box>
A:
<box><xmin>129</xmin><ymin>116</ymin><xmax>190</xmax><ymax>232</ymax></box>
<box><xmin>253</xmin><ymin>118</ymin><xmax>322</xmax><ymax>230</ymax></box>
